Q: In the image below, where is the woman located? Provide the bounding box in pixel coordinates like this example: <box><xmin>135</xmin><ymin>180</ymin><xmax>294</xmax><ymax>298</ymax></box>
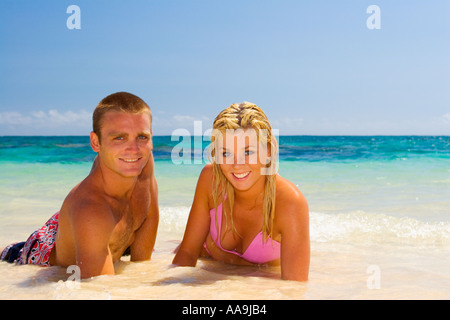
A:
<box><xmin>172</xmin><ymin>102</ymin><xmax>310</xmax><ymax>281</ymax></box>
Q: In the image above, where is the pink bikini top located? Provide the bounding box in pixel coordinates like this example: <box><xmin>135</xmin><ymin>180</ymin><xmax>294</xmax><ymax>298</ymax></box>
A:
<box><xmin>207</xmin><ymin>201</ymin><xmax>280</xmax><ymax>264</ymax></box>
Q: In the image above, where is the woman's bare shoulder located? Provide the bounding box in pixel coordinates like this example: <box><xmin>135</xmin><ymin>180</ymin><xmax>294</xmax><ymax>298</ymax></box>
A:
<box><xmin>193</xmin><ymin>163</ymin><xmax>216</xmax><ymax>208</ymax></box>
<box><xmin>275</xmin><ymin>175</ymin><xmax>308</xmax><ymax>219</ymax></box>
<box><xmin>196</xmin><ymin>163</ymin><xmax>213</xmax><ymax>191</ymax></box>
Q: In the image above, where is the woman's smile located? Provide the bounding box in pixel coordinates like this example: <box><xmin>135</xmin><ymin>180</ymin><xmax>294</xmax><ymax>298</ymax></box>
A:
<box><xmin>231</xmin><ymin>171</ymin><xmax>251</xmax><ymax>180</ymax></box>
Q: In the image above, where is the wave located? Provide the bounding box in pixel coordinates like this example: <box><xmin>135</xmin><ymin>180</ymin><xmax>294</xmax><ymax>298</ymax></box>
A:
<box><xmin>54</xmin><ymin>143</ymin><xmax>89</xmax><ymax>148</ymax></box>
<box><xmin>310</xmin><ymin>211</ymin><xmax>450</xmax><ymax>246</ymax></box>
<box><xmin>158</xmin><ymin>206</ymin><xmax>450</xmax><ymax>246</ymax></box>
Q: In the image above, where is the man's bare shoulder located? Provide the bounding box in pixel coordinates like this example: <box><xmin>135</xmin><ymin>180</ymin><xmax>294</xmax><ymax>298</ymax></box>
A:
<box><xmin>62</xmin><ymin>175</ymin><xmax>114</xmax><ymax>226</ymax></box>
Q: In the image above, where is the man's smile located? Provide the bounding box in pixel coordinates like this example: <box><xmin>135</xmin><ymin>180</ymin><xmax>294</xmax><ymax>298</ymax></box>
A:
<box><xmin>119</xmin><ymin>157</ymin><xmax>141</xmax><ymax>163</ymax></box>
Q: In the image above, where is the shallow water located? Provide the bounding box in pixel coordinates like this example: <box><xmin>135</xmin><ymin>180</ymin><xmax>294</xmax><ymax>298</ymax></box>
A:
<box><xmin>1</xmin><ymin>206</ymin><xmax>448</xmax><ymax>300</ymax></box>
<box><xmin>0</xmin><ymin>136</ymin><xmax>449</xmax><ymax>299</ymax></box>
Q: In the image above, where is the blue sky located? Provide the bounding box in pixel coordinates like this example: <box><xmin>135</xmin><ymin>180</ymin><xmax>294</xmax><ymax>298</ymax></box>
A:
<box><xmin>0</xmin><ymin>0</ymin><xmax>449</xmax><ymax>135</ymax></box>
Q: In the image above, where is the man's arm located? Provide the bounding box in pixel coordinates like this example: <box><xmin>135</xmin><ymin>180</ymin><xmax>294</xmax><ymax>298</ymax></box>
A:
<box><xmin>71</xmin><ymin>202</ymin><xmax>116</xmax><ymax>279</ymax></box>
<box><xmin>130</xmin><ymin>174</ymin><xmax>159</xmax><ymax>261</ymax></box>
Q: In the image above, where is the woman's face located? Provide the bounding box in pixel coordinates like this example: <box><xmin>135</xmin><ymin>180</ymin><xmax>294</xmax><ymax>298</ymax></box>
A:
<box><xmin>216</xmin><ymin>128</ymin><xmax>270</xmax><ymax>192</ymax></box>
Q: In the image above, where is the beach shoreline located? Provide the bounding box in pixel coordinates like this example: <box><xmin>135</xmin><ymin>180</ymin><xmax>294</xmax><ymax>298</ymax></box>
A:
<box><xmin>0</xmin><ymin>136</ymin><xmax>449</xmax><ymax>299</ymax></box>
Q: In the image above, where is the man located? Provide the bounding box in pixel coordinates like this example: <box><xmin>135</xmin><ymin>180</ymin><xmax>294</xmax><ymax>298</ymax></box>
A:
<box><xmin>0</xmin><ymin>92</ymin><xmax>159</xmax><ymax>279</ymax></box>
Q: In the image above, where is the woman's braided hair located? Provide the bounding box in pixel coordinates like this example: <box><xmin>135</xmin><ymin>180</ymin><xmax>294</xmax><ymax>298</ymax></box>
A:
<box><xmin>209</xmin><ymin>102</ymin><xmax>278</xmax><ymax>242</ymax></box>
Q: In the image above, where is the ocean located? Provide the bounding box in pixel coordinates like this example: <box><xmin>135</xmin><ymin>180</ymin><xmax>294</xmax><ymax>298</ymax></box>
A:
<box><xmin>0</xmin><ymin>135</ymin><xmax>449</xmax><ymax>299</ymax></box>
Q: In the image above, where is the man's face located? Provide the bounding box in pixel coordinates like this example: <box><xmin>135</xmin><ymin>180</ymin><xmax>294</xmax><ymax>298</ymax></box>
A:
<box><xmin>90</xmin><ymin>111</ymin><xmax>152</xmax><ymax>178</ymax></box>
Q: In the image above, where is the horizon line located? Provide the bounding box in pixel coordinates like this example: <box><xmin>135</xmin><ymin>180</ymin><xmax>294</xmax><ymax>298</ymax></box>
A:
<box><xmin>1</xmin><ymin>134</ymin><xmax>450</xmax><ymax>138</ymax></box>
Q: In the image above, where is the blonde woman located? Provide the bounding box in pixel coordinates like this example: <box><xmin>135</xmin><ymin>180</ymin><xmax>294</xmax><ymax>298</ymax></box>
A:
<box><xmin>172</xmin><ymin>102</ymin><xmax>310</xmax><ymax>281</ymax></box>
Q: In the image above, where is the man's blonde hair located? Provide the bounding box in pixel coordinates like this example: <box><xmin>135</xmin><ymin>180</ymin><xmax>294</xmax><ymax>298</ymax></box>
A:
<box><xmin>92</xmin><ymin>92</ymin><xmax>152</xmax><ymax>141</ymax></box>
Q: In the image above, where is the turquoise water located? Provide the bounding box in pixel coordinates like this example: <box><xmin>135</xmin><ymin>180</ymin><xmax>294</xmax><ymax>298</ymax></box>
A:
<box><xmin>0</xmin><ymin>136</ymin><xmax>449</xmax><ymax>299</ymax></box>
<box><xmin>2</xmin><ymin>135</ymin><xmax>450</xmax><ymax>163</ymax></box>
<box><xmin>1</xmin><ymin>135</ymin><xmax>449</xmax><ymax>219</ymax></box>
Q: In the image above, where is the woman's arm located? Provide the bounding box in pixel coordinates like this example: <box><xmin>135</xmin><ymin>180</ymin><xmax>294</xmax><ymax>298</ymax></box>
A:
<box><xmin>172</xmin><ymin>165</ymin><xmax>213</xmax><ymax>266</ymax></box>
<box><xmin>278</xmin><ymin>183</ymin><xmax>310</xmax><ymax>281</ymax></box>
